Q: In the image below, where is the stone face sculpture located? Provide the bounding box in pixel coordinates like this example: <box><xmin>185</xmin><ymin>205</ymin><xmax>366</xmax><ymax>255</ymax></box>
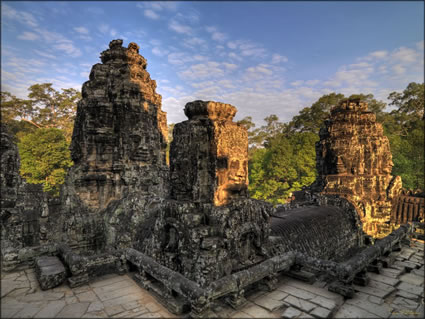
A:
<box><xmin>170</xmin><ymin>100</ymin><xmax>248</xmax><ymax>206</ymax></box>
<box><xmin>69</xmin><ymin>39</ymin><xmax>168</xmax><ymax>211</ymax></box>
<box><xmin>314</xmin><ymin>99</ymin><xmax>403</xmax><ymax>237</ymax></box>
<box><xmin>144</xmin><ymin>101</ymin><xmax>271</xmax><ymax>288</ymax></box>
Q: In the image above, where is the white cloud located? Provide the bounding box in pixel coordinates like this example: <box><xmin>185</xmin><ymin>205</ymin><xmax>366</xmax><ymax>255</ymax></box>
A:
<box><xmin>223</xmin><ymin>63</ymin><xmax>238</xmax><ymax>71</ymax></box>
<box><xmin>306</xmin><ymin>80</ymin><xmax>319</xmax><ymax>86</ymax></box>
<box><xmin>239</xmin><ymin>42</ymin><xmax>267</xmax><ymax>58</ymax></box>
<box><xmin>392</xmin><ymin>64</ymin><xmax>406</xmax><ymax>75</ymax></box>
<box><xmin>212</xmin><ymin>32</ymin><xmax>227</xmax><ymax>42</ymax></box>
<box><xmin>193</xmin><ymin>55</ymin><xmax>208</xmax><ymax>61</ymax></box>
<box><xmin>54</xmin><ymin>42</ymin><xmax>82</xmax><ymax>58</ymax></box>
<box><xmin>182</xmin><ymin>37</ymin><xmax>207</xmax><ymax>50</ymax></box>
<box><xmin>391</xmin><ymin>47</ymin><xmax>420</xmax><ymax>64</ymax></box>
<box><xmin>168</xmin><ymin>52</ymin><xmax>193</xmax><ymax>65</ymax></box>
<box><xmin>217</xmin><ymin>79</ymin><xmax>236</xmax><ymax>89</ymax></box>
<box><xmin>417</xmin><ymin>40</ymin><xmax>424</xmax><ymax>51</ymax></box>
<box><xmin>169</xmin><ymin>20</ymin><xmax>192</xmax><ymax>35</ymax></box>
<box><xmin>179</xmin><ymin>62</ymin><xmax>226</xmax><ymax>80</ymax></box>
<box><xmin>137</xmin><ymin>2</ymin><xmax>178</xmax><ymax>12</ymax></box>
<box><xmin>98</xmin><ymin>24</ymin><xmax>109</xmax><ymax>34</ymax></box>
<box><xmin>324</xmin><ymin>64</ymin><xmax>375</xmax><ymax>88</ymax></box>
<box><xmin>228</xmin><ymin>52</ymin><xmax>242</xmax><ymax>61</ymax></box>
<box><xmin>369</xmin><ymin>50</ymin><xmax>388</xmax><ymax>59</ymax></box>
<box><xmin>348</xmin><ymin>62</ymin><xmax>372</xmax><ymax>69</ymax></box>
<box><xmin>80</xmin><ymin>71</ymin><xmax>90</xmax><ymax>78</ymax></box>
<box><xmin>227</xmin><ymin>41</ymin><xmax>238</xmax><ymax>49</ymax></box>
<box><xmin>144</xmin><ymin>9</ymin><xmax>159</xmax><ymax>20</ymax></box>
<box><xmin>149</xmin><ymin>39</ymin><xmax>162</xmax><ymax>46</ymax></box>
<box><xmin>110</xmin><ymin>29</ymin><xmax>117</xmax><ymax>37</ymax></box>
<box><xmin>33</xmin><ymin>49</ymin><xmax>57</xmax><ymax>59</ymax></box>
<box><xmin>74</xmin><ymin>26</ymin><xmax>89</xmax><ymax>34</ymax></box>
<box><xmin>152</xmin><ymin>47</ymin><xmax>169</xmax><ymax>57</ymax></box>
<box><xmin>2</xmin><ymin>3</ymin><xmax>38</xmax><ymax>27</ymax></box>
<box><xmin>272</xmin><ymin>54</ymin><xmax>288</xmax><ymax>64</ymax></box>
<box><xmin>17</xmin><ymin>31</ymin><xmax>39</xmax><ymax>41</ymax></box>
<box><xmin>246</xmin><ymin>64</ymin><xmax>273</xmax><ymax>76</ymax></box>
<box><xmin>291</xmin><ymin>80</ymin><xmax>304</xmax><ymax>87</ymax></box>
<box><xmin>206</xmin><ymin>26</ymin><xmax>227</xmax><ymax>42</ymax></box>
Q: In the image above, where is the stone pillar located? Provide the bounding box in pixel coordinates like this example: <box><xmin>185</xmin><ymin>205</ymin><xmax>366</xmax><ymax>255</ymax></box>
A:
<box><xmin>170</xmin><ymin>100</ymin><xmax>248</xmax><ymax>206</ymax></box>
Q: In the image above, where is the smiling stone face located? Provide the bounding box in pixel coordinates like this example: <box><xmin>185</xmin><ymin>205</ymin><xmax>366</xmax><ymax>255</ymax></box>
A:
<box><xmin>170</xmin><ymin>100</ymin><xmax>248</xmax><ymax>206</ymax></box>
<box><xmin>214</xmin><ymin>121</ymin><xmax>248</xmax><ymax>205</ymax></box>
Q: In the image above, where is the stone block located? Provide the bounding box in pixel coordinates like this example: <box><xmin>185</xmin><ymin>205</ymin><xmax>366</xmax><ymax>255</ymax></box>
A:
<box><xmin>35</xmin><ymin>256</ymin><xmax>67</xmax><ymax>290</ymax></box>
<box><xmin>56</xmin><ymin>302</ymin><xmax>90</xmax><ymax>318</ymax></box>
<box><xmin>278</xmin><ymin>284</ymin><xmax>317</xmax><ymax>300</ymax></box>
<box><xmin>346</xmin><ymin>296</ymin><xmax>392</xmax><ymax>318</ymax></box>
<box><xmin>368</xmin><ymin>273</ymin><xmax>400</xmax><ymax>286</ymax></box>
<box><xmin>310</xmin><ymin>295</ymin><xmax>337</xmax><ymax>310</ymax></box>
<box><xmin>281</xmin><ymin>306</ymin><xmax>302</xmax><ymax>319</ymax></box>
<box><xmin>353</xmin><ymin>284</ymin><xmax>395</xmax><ymax>299</ymax></box>
<box><xmin>310</xmin><ymin>306</ymin><xmax>332</xmax><ymax>318</ymax></box>
<box><xmin>333</xmin><ymin>304</ymin><xmax>377</xmax><ymax>318</ymax></box>
<box><xmin>399</xmin><ymin>273</ymin><xmax>424</xmax><ymax>286</ymax></box>
<box><xmin>252</xmin><ymin>295</ymin><xmax>284</xmax><ymax>312</ymax></box>
<box><xmin>283</xmin><ymin>295</ymin><xmax>316</xmax><ymax>312</ymax></box>
<box><xmin>397</xmin><ymin>282</ymin><xmax>424</xmax><ymax>296</ymax></box>
<box><xmin>34</xmin><ymin>300</ymin><xmax>66</xmax><ymax>318</ymax></box>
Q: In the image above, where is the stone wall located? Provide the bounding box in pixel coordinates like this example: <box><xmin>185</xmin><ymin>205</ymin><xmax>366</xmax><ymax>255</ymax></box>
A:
<box><xmin>313</xmin><ymin>99</ymin><xmax>402</xmax><ymax>238</ymax></box>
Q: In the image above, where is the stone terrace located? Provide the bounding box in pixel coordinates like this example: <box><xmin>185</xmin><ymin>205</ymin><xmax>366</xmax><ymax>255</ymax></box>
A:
<box><xmin>2</xmin><ymin>240</ymin><xmax>423</xmax><ymax>319</ymax></box>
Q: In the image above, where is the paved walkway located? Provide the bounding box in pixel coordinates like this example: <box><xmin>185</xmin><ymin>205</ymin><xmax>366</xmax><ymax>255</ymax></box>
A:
<box><xmin>1</xmin><ymin>240</ymin><xmax>424</xmax><ymax>318</ymax></box>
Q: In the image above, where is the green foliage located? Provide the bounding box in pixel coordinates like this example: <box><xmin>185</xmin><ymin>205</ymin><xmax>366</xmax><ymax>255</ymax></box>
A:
<box><xmin>1</xmin><ymin>83</ymin><xmax>81</xmax><ymax>141</ymax></box>
<box><xmin>385</xmin><ymin>83</ymin><xmax>424</xmax><ymax>190</ymax></box>
<box><xmin>286</xmin><ymin>93</ymin><xmax>344</xmax><ymax>135</ymax></box>
<box><xmin>248</xmin><ymin>83</ymin><xmax>424</xmax><ymax>204</ymax></box>
<box><xmin>18</xmin><ymin>128</ymin><xmax>73</xmax><ymax>196</ymax></box>
<box><xmin>249</xmin><ymin>132</ymin><xmax>318</xmax><ymax>204</ymax></box>
<box><xmin>388</xmin><ymin>82</ymin><xmax>424</xmax><ymax>119</ymax></box>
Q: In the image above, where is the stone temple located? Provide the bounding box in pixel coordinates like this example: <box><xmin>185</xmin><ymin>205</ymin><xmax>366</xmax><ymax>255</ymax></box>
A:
<box><xmin>1</xmin><ymin>39</ymin><xmax>424</xmax><ymax>317</ymax></box>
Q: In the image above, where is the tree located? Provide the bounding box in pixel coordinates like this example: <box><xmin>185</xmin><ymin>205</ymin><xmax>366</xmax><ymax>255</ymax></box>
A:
<box><xmin>18</xmin><ymin>128</ymin><xmax>73</xmax><ymax>196</ymax></box>
<box><xmin>385</xmin><ymin>83</ymin><xmax>424</xmax><ymax>190</ymax></box>
<box><xmin>388</xmin><ymin>82</ymin><xmax>424</xmax><ymax>119</ymax></box>
<box><xmin>286</xmin><ymin>93</ymin><xmax>345</xmax><ymax>135</ymax></box>
<box><xmin>1</xmin><ymin>83</ymin><xmax>81</xmax><ymax>141</ymax></box>
<box><xmin>248</xmin><ymin>132</ymin><xmax>318</xmax><ymax>204</ymax></box>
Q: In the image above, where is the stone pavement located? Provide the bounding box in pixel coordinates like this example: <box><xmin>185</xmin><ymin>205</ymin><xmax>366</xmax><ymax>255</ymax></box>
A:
<box><xmin>1</xmin><ymin>240</ymin><xmax>424</xmax><ymax>318</ymax></box>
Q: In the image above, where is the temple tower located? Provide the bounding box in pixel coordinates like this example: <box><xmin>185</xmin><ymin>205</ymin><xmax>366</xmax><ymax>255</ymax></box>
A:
<box><xmin>69</xmin><ymin>40</ymin><xmax>168</xmax><ymax>211</ymax></box>
<box><xmin>314</xmin><ymin>98</ymin><xmax>402</xmax><ymax>237</ymax></box>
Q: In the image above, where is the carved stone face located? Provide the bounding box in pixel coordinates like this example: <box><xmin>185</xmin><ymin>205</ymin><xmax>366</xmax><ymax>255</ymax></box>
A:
<box><xmin>130</xmin><ymin>133</ymin><xmax>150</xmax><ymax>162</ymax></box>
<box><xmin>215</xmin><ymin>157</ymin><xmax>248</xmax><ymax>206</ymax></box>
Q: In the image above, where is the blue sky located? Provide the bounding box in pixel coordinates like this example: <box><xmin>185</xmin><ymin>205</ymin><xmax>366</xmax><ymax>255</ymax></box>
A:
<box><xmin>1</xmin><ymin>1</ymin><xmax>424</xmax><ymax>125</ymax></box>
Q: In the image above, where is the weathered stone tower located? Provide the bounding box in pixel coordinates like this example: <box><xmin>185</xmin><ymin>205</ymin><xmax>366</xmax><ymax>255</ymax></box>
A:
<box><xmin>143</xmin><ymin>101</ymin><xmax>271</xmax><ymax>289</ymax></box>
<box><xmin>170</xmin><ymin>100</ymin><xmax>248</xmax><ymax>206</ymax></box>
<box><xmin>69</xmin><ymin>39</ymin><xmax>168</xmax><ymax>211</ymax></box>
<box><xmin>314</xmin><ymin>99</ymin><xmax>402</xmax><ymax>237</ymax></box>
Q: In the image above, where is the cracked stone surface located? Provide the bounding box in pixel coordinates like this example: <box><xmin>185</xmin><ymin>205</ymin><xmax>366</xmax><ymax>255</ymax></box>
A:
<box><xmin>2</xmin><ymin>240</ymin><xmax>423</xmax><ymax>318</ymax></box>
